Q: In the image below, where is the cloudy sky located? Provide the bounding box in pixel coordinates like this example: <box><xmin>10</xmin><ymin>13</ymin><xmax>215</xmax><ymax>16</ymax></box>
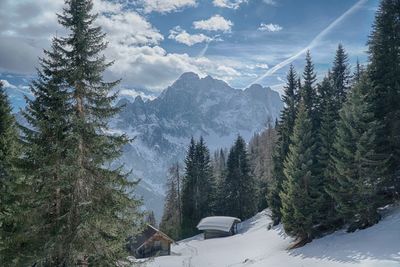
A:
<box><xmin>0</xmin><ymin>0</ymin><xmax>379</xmax><ymax>97</ymax></box>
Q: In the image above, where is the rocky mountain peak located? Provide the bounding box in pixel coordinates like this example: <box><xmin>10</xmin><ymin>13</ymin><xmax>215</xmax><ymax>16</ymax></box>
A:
<box><xmin>111</xmin><ymin>72</ymin><xmax>283</xmax><ymax>219</ymax></box>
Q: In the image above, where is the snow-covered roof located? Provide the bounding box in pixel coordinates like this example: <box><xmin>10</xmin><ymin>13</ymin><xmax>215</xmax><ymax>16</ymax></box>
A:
<box><xmin>197</xmin><ymin>216</ymin><xmax>241</xmax><ymax>232</ymax></box>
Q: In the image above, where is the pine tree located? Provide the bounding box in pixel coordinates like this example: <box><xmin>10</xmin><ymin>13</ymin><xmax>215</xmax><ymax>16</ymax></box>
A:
<box><xmin>353</xmin><ymin>59</ymin><xmax>364</xmax><ymax>85</ymax></box>
<box><xmin>181</xmin><ymin>137</ymin><xmax>215</xmax><ymax>237</ymax></box>
<box><xmin>221</xmin><ymin>136</ymin><xmax>257</xmax><ymax>220</ymax></box>
<box><xmin>268</xmin><ymin>65</ymin><xmax>298</xmax><ymax>224</ymax></box>
<box><xmin>160</xmin><ymin>163</ymin><xmax>182</xmax><ymax>240</ymax></box>
<box><xmin>213</xmin><ymin>149</ymin><xmax>228</xmax><ymax>215</ymax></box>
<box><xmin>20</xmin><ymin>1</ymin><xmax>143</xmax><ymax>265</ymax></box>
<box><xmin>280</xmin><ymin>102</ymin><xmax>320</xmax><ymax>244</ymax></box>
<box><xmin>302</xmin><ymin>51</ymin><xmax>317</xmax><ymax>116</ymax></box>
<box><xmin>367</xmin><ymin>0</ymin><xmax>400</xmax><ymax>197</ymax></box>
<box><xmin>331</xmin><ymin>44</ymin><xmax>351</xmax><ymax>109</ymax></box>
<box><xmin>195</xmin><ymin>137</ymin><xmax>215</xmax><ymax>218</ymax></box>
<box><xmin>181</xmin><ymin>138</ymin><xmax>197</xmax><ymax>238</ymax></box>
<box><xmin>315</xmin><ymin>76</ymin><xmax>339</xmax><ymax>230</ymax></box>
<box><xmin>0</xmin><ymin>81</ymin><xmax>19</xmax><ymax>176</ymax></box>
<box><xmin>0</xmin><ymin>82</ymin><xmax>25</xmax><ymax>265</ymax></box>
<box><xmin>328</xmin><ymin>75</ymin><xmax>388</xmax><ymax>232</ymax></box>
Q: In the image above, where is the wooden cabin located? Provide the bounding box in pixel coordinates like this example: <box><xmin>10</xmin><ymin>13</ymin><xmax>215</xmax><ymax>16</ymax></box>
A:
<box><xmin>127</xmin><ymin>224</ymin><xmax>174</xmax><ymax>259</ymax></box>
<box><xmin>197</xmin><ymin>216</ymin><xmax>241</xmax><ymax>239</ymax></box>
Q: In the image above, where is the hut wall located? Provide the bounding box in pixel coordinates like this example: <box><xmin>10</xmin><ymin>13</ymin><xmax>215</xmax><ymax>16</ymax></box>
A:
<box><xmin>135</xmin><ymin>235</ymin><xmax>171</xmax><ymax>258</ymax></box>
<box><xmin>204</xmin><ymin>230</ymin><xmax>232</xmax><ymax>239</ymax></box>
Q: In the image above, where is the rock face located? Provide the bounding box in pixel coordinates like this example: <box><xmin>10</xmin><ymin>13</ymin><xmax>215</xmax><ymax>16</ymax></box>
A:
<box><xmin>112</xmin><ymin>72</ymin><xmax>283</xmax><ymax>220</ymax></box>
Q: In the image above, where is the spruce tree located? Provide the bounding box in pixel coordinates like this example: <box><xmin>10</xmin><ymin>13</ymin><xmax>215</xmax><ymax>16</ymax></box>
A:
<box><xmin>280</xmin><ymin>102</ymin><xmax>320</xmax><ymax>244</ymax></box>
<box><xmin>353</xmin><ymin>59</ymin><xmax>364</xmax><ymax>85</ymax></box>
<box><xmin>213</xmin><ymin>149</ymin><xmax>228</xmax><ymax>215</ymax></box>
<box><xmin>316</xmin><ymin>45</ymin><xmax>351</xmax><ymax>230</ymax></box>
<box><xmin>222</xmin><ymin>136</ymin><xmax>257</xmax><ymax>220</ymax></box>
<box><xmin>328</xmin><ymin>75</ymin><xmax>388</xmax><ymax>232</ymax></box>
<box><xmin>368</xmin><ymin>0</ymin><xmax>400</xmax><ymax>197</ymax></box>
<box><xmin>302</xmin><ymin>51</ymin><xmax>317</xmax><ymax>117</ymax></box>
<box><xmin>20</xmin><ymin>0</ymin><xmax>142</xmax><ymax>265</ymax></box>
<box><xmin>0</xmin><ymin>81</ymin><xmax>19</xmax><ymax>176</ymax></box>
<box><xmin>160</xmin><ymin>163</ymin><xmax>182</xmax><ymax>240</ymax></box>
<box><xmin>181</xmin><ymin>137</ymin><xmax>214</xmax><ymax>237</ymax></box>
<box><xmin>195</xmin><ymin>137</ymin><xmax>215</xmax><ymax>218</ymax></box>
<box><xmin>181</xmin><ymin>138</ymin><xmax>197</xmax><ymax>238</ymax></box>
<box><xmin>0</xmin><ymin>82</ymin><xmax>25</xmax><ymax>265</ymax></box>
<box><xmin>315</xmin><ymin>76</ymin><xmax>339</xmax><ymax>229</ymax></box>
<box><xmin>331</xmin><ymin>44</ymin><xmax>351</xmax><ymax>109</ymax></box>
<box><xmin>268</xmin><ymin>65</ymin><xmax>298</xmax><ymax>224</ymax></box>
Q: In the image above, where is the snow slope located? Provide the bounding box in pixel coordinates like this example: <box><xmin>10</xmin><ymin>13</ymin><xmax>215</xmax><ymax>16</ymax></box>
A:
<box><xmin>132</xmin><ymin>206</ymin><xmax>400</xmax><ymax>267</ymax></box>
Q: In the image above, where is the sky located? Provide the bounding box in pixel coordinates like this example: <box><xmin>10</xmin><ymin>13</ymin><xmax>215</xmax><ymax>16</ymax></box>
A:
<box><xmin>0</xmin><ymin>0</ymin><xmax>380</xmax><ymax>100</ymax></box>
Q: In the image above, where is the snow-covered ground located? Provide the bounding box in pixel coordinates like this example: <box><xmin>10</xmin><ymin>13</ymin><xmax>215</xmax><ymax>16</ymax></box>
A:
<box><xmin>132</xmin><ymin>205</ymin><xmax>400</xmax><ymax>267</ymax></box>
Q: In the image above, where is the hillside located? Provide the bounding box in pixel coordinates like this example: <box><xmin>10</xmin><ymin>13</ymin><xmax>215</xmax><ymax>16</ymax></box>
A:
<box><xmin>131</xmin><ymin>205</ymin><xmax>400</xmax><ymax>267</ymax></box>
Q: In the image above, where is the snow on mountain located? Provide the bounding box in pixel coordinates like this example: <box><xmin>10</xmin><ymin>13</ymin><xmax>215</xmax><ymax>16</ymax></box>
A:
<box><xmin>131</xmin><ymin>205</ymin><xmax>400</xmax><ymax>267</ymax></box>
<box><xmin>112</xmin><ymin>72</ymin><xmax>283</xmax><ymax>219</ymax></box>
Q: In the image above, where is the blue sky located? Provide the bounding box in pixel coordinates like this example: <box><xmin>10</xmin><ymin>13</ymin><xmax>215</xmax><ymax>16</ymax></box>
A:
<box><xmin>0</xmin><ymin>0</ymin><xmax>379</xmax><ymax>103</ymax></box>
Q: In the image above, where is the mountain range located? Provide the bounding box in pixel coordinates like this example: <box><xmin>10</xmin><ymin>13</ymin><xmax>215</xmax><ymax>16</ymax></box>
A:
<box><xmin>111</xmin><ymin>72</ymin><xmax>283</xmax><ymax>219</ymax></box>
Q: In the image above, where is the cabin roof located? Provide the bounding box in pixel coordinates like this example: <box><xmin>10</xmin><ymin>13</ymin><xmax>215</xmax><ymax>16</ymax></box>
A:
<box><xmin>131</xmin><ymin>224</ymin><xmax>174</xmax><ymax>251</ymax></box>
<box><xmin>197</xmin><ymin>216</ymin><xmax>241</xmax><ymax>232</ymax></box>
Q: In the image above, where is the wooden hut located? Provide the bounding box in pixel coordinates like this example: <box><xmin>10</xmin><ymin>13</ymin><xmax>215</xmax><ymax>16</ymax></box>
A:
<box><xmin>197</xmin><ymin>216</ymin><xmax>241</xmax><ymax>239</ymax></box>
<box><xmin>127</xmin><ymin>224</ymin><xmax>174</xmax><ymax>259</ymax></box>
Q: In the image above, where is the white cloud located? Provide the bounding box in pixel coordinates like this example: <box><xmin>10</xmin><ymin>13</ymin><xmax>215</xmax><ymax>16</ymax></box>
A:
<box><xmin>193</xmin><ymin>15</ymin><xmax>233</xmax><ymax>33</ymax></box>
<box><xmin>96</xmin><ymin>9</ymin><xmax>163</xmax><ymax>46</ymax></box>
<box><xmin>212</xmin><ymin>0</ymin><xmax>248</xmax><ymax>9</ymax></box>
<box><xmin>263</xmin><ymin>0</ymin><xmax>277</xmax><ymax>6</ymax></box>
<box><xmin>258</xmin><ymin>23</ymin><xmax>283</xmax><ymax>32</ymax></box>
<box><xmin>256</xmin><ymin>63</ymin><xmax>269</xmax><ymax>69</ymax></box>
<box><xmin>168</xmin><ymin>26</ymin><xmax>212</xmax><ymax>46</ymax></box>
<box><xmin>0</xmin><ymin>0</ymin><xmax>245</xmax><ymax>91</ymax></box>
<box><xmin>138</xmin><ymin>0</ymin><xmax>197</xmax><ymax>14</ymax></box>
<box><xmin>246</xmin><ymin>63</ymin><xmax>269</xmax><ymax>70</ymax></box>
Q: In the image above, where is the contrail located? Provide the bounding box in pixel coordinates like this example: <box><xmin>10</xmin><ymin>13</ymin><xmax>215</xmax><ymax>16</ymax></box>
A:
<box><xmin>249</xmin><ymin>0</ymin><xmax>367</xmax><ymax>86</ymax></box>
<box><xmin>198</xmin><ymin>42</ymin><xmax>210</xmax><ymax>57</ymax></box>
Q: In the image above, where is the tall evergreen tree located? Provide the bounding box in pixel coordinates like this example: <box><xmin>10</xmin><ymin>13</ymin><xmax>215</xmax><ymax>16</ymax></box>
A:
<box><xmin>301</xmin><ymin>51</ymin><xmax>317</xmax><ymax>116</ymax></box>
<box><xmin>331</xmin><ymin>44</ymin><xmax>351</xmax><ymax>109</ymax></box>
<box><xmin>181</xmin><ymin>137</ymin><xmax>214</xmax><ymax>237</ymax></box>
<box><xmin>213</xmin><ymin>149</ymin><xmax>228</xmax><ymax>215</ymax></box>
<box><xmin>195</xmin><ymin>137</ymin><xmax>215</xmax><ymax>217</ymax></box>
<box><xmin>181</xmin><ymin>138</ymin><xmax>197</xmax><ymax>238</ymax></box>
<box><xmin>0</xmin><ymin>82</ymin><xmax>25</xmax><ymax>265</ymax></box>
<box><xmin>328</xmin><ymin>75</ymin><xmax>388</xmax><ymax>232</ymax></box>
<box><xmin>316</xmin><ymin>45</ymin><xmax>352</xmax><ymax>230</ymax></box>
<box><xmin>20</xmin><ymin>0</ymin><xmax>142</xmax><ymax>265</ymax></box>
<box><xmin>221</xmin><ymin>136</ymin><xmax>257</xmax><ymax>220</ymax></box>
<box><xmin>280</xmin><ymin>102</ymin><xmax>320</xmax><ymax>244</ymax></box>
<box><xmin>269</xmin><ymin>65</ymin><xmax>298</xmax><ymax>224</ymax></box>
<box><xmin>367</xmin><ymin>0</ymin><xmax>400</xmax><ymax>197</ymax></box>
<box><xmin>160</xmin><ymin>162</ymin><xmax>182</xmax><ymax>240</ymax></box>
<box><xmin>353</xmin><ymin>59</ymin><xmax>365</xmax><ymax>85</ymax></box>
<box><xmin>0</xmin><ymin>81</ymin><xmax>19</xmax><ymax>177</ymax></box>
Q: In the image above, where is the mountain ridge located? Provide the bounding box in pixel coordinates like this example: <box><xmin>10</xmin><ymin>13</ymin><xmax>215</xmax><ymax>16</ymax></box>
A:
<box><xmin>112</xmin><ymin>72</ymin><xmax>283</xmax><ymax>219</ymax></box>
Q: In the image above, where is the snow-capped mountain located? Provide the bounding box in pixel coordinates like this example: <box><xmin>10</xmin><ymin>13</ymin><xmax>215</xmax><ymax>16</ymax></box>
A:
<box><xmin>112</xmin><ymin>72</ymin><xmax>283</xmax><ymax>219</ymax></box>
